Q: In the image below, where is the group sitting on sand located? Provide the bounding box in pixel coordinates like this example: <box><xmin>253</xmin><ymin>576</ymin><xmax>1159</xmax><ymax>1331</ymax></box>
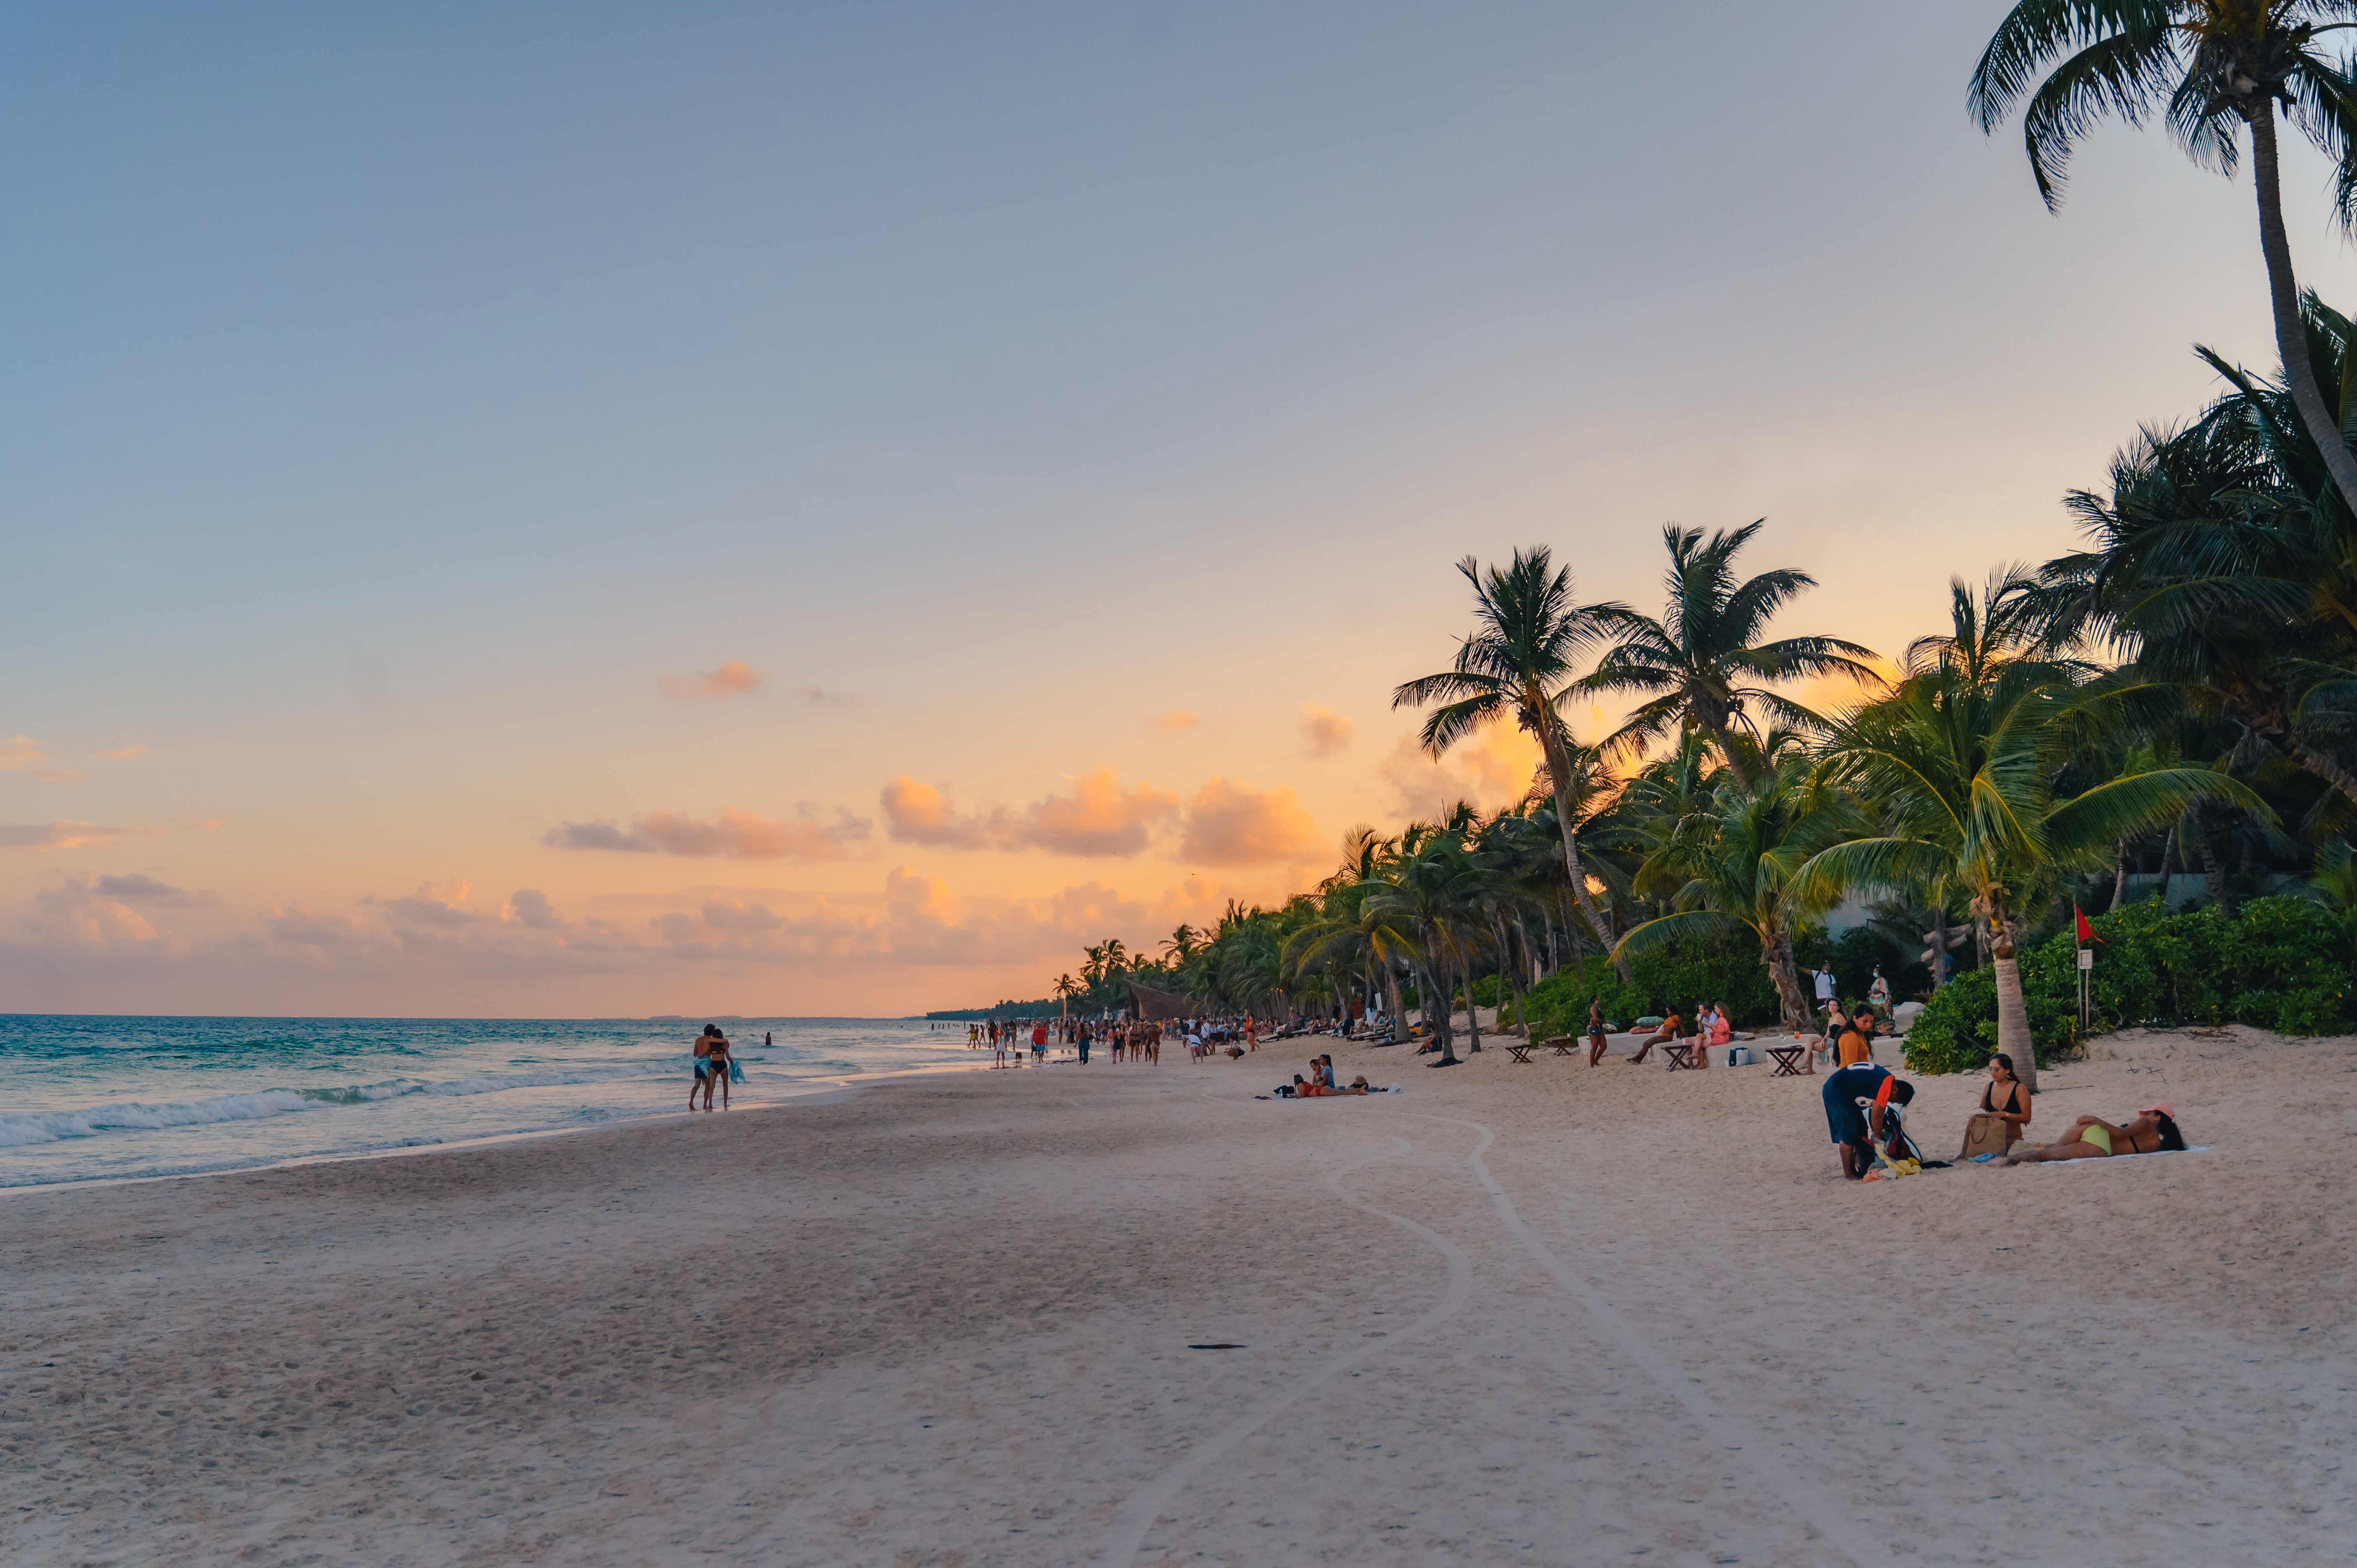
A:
<box><xmin>1818</xmin><ymin>1048</ymin><xmax>2192</xmax><ymax>1179</ymax></box>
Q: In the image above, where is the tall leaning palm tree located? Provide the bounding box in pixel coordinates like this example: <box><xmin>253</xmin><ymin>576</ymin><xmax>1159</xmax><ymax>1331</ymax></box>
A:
<box><xmin>1970</xmin><ymin>1</ymin><xmax>2357</xmax><ymax>515</ymax></box>
<box><xmin>1799</xmin><ymin>664</ymin><xmax>2261</xmax><ymax>1092</ymax></box>
<box><xmin>1394</xmin><ymin>547</ymin><xmax>1629</xmax><ymax>971</ymax></box>
<box><xmin>1584</xmin><ymin>522</ymin><xmax>1878</xmax><ymax>786</ymax></box>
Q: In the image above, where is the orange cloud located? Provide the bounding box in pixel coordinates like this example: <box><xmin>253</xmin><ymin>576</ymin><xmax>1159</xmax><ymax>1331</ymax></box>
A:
<box><xmin>1299</xmin><ymin>705</ymin><xmax>1354</xmax><ymax>758</ymax></box>
<box><xmin>1</xmin><ymin>821</ymin><xmax>134</xmax><ymax>851</ymax></box>
<box><xmin>1377</xmin><ymin>720</ymin><xmax>1544</xmax><ymax>820</ymax></box>
<box><xmin>1177</xmin><ymin>779</ymin><xmax>1322</xmax><ymax>867</ymax></box>
<box><xmin>99</xmin><ymin>744</ymin><xmax>149</xmax><ymax>761</ymax></box>
<box><xmin>0</xmin><ymin>735</ymin><xmax>82</xmax><ymax>782</ymax></box>
<box><xmin>1154</xmin><ymin>710</ymin><xmax>1198</xmax><ymax>732</ymax></box>
<box><xmin>504</xmin><ymin>889</ymin><xmax>562</xmax><ymax>929</ymax></box>
<box><xmin>1021</xmin><ymin>770</ymin><xmax>1179</xmax><ymax>856</ymax></box>
<box><xmin>879</xmin><ymin>776</ymin><xmax>1009</xmax><ymax>849</ymax></box>
<box><xmin>658</xmin><ymin>660</ymin><xmax>765</xmax><ymax>698</ymax></box>
<box><xmin>545</xmin><ymin>806</ymin><xmax>871</xmax><ymax>860</ymax></box>
<box><xmin>881</xmin><ymin>772</ymin><xmax>1178</xmax><ymax>856</ymax></box>
<box><xmin>31</xmin><ymin>881</ymin><xmax>164</xmax><ymax>948</ymax></box>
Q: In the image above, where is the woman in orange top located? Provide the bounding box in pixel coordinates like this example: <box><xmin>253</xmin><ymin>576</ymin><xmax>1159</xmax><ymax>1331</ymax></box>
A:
<box><xmin>1836</xmin><ymin>1012</ymin><xmax>1876</xmax><ymax>1068</ymax></box>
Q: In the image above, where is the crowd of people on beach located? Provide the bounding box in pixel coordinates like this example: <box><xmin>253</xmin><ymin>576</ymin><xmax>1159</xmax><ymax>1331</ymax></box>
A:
<box><xmin>707</xmin><ymin>975</ymin><xmax>2199</xmax><ymax>1178</ymax></box>
<box><xmin>951</xmin><ymin>1013</ymin><xmax>1277</xmax><ymax>1069</ymax></box>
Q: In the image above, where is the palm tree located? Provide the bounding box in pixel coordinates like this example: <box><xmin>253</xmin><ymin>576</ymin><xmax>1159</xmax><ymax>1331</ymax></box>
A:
<box><xmin>1583</xmin><ymin>522</ymin><xmax>1878</xmax><ymax>787</ymax></box>
<box><xmin>1359</xmin><ymin>823</ymin><xmax>1486</xmax><ymax>1066</ymax></box>
<box><xmin>1393</xmin><ymin>547</ymin><xmax>1629</xmax><ymax>969</ymax></box>
<box><xmin>1052</xmin><ymin>973</ymin><xmax>1079</xmax><ymax>1019</ymax></box>
<box><xmin>1969</xmin><ymin>1</ymin><xmax>2357</xmax><ymax>514</ymax></box>
<box><xmin>1159</xmin><ymin>925</ymin><xmax>1202</xmax><ymax>965</ymax></box>
<box><xmin>1799</xmin><ymin>661</ymin><xmax>2261</xmax><ymax>1092</ymax></box>
<box><xmin>1617</xmin><ymin>754</ymin><xmax>1855</xmax><ymax>1031</ymax></box>
<box><xmin>2028</xmin><ymin>377</ymin><xmax>2357</xmax><ymax>809</ymax></box>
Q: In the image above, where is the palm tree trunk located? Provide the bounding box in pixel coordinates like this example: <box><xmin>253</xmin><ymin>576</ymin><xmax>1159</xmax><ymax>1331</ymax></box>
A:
<box><xmin>1494</xmin><ymin>914</ymin><xmax>1530</xmax><ymax>1037</ymax></box>
<box><xmin>1541</xmin><ymin>730</ymin><xmax>1631</xmax><ymax>982</ymax></box>
<box><xmin>1765</xmin><ymin>930</ymin><xmax>1811</xmax><ymax>1033</ymax></box>
<box><xmin>1987</xmin><ymin>901</ymin><xmax>2037</xmax><ymax>1095</ymax></box>
<box><xmin>2110</xmin><ymin>836</ymin><xmax>2130</xmax><ymax>913</ymax></box>
<box><xmin>1461</xmin><ymin>944</ymin><xmax>1483</xmax><ymax>1054</ymax></box>
<box><xmin>2249</xmin><ymin>99</ymin><xmax>2357</xmax><ymax>515</ymax></box>
<box><xmin>2184</xmin><ymin>807</ymin><xmax>2231</xmax><ymax>915</ymax></box>
<box><xmin>2281</xmin><ymin>730</ymin><xmax>2357</xmax><ymax>814</ymax></box>
<box><xmin>1421</xmin><ymin>955</ymin><xmax>1459</xmax><ymax>1065</ymax></box>
<box><xmin>1706</xmin><ymin>719</ymin><xmax>1758</xmax><ymax>791</ymax></box>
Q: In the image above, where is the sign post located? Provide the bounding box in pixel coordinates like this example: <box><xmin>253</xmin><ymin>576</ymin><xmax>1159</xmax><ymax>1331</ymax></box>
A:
<box><xmin>2077</xmin><ymin>945</ymin><xmax>2094</xmax><ymax>1035</ymax></box>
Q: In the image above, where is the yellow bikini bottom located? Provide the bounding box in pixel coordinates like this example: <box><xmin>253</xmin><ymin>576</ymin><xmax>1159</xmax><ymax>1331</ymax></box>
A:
<box><xmin>2081</xmin><ymin>1124</ymin><xmax>2113</xmax><ymax>1155</ymax></box>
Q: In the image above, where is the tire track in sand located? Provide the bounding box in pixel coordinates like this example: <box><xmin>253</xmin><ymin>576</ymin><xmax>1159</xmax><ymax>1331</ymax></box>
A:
<box><xmin>1406</xmin><ymin>1110</ymin><xmax>1876</xmax><ymax>1568</ymax></box>
<box><xmin>1095</xmin><ymin>1131</ymin><xmax>1475</xmax><ymax>1568</ymax></box>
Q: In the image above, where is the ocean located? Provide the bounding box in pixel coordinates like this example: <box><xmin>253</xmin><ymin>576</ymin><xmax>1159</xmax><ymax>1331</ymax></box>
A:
<box><xmin>0</xmin><ymin>1015</ymin><xmax>989</xmax><ymax>1188</ymax></box>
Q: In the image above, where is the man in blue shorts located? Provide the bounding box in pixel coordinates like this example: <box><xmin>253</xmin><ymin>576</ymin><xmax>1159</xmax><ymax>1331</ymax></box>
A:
<box><xmin>1822</xmin><ymin>1061</ymin><xmax>1913</xmax><ymax>1180</ymax></box>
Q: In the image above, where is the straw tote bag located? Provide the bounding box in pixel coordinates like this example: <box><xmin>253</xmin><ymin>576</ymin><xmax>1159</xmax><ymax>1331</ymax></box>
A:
<box><xmin>1959</xmin><ymin>1114</ymin><xmax>2016</xmax><ymax>1160</ymax></box>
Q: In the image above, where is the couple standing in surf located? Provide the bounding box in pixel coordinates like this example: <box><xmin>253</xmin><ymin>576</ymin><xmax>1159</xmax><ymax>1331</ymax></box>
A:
<box><xmin>691</xmin><ymin>1024</ymin><xmax>750</xmax><ymax>1111</ymax></box>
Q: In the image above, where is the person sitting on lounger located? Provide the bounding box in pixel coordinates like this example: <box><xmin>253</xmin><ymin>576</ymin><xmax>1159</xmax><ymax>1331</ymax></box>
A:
<box><xmin>1629</xmin><ymin>1011</ymin><xmax>1682</xmax><ymax>1065</ymax></box>
<box><xmin>1704</xmin><ymin>1003</ymin><xmax>1733</xmax><ymax>1051</ymax></box>
<box><xmin>1996</xmin><ymin>1106</ymin><xmax>2184</xmax><ymax>1164</ymax></box>
<box><xmin>1587</xmin><ymin>999</ymin><xmax>1610</xmax><ymax>1066</ymax></box>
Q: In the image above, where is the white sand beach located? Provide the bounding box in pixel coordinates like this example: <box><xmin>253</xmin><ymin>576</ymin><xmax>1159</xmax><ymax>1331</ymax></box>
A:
<box><xmin>6</xmin><ymin>1026</ymin><xmax>2352</xmax><ymax>1566</ymax></box>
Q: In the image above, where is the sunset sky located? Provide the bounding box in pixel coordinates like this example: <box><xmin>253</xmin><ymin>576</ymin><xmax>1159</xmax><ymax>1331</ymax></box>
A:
<box><xmin>7</xmin><ymin>1</ymin><xmax>2354</xmax><ymax>1016</ymax></box>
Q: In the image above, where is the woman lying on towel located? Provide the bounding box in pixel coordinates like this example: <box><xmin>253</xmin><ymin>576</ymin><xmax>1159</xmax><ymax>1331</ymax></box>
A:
<box><xmin>1995</xmin><ymin>1105</ymin><xmax>2185</xmax><ymax>1164</ymax></box>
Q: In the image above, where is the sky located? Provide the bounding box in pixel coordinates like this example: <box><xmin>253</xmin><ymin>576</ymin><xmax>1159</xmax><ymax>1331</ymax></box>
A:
<box><xmin>7</xmin><ymin>1</ymin><xmax>2356</xmax><ymax>1017</ymax></box>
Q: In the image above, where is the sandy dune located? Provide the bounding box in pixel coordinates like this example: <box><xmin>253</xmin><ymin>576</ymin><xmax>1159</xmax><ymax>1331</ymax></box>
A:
<box><xmin>4</xmin><ymin>1025</ymin><xmax>2352</xmax><ymax>1566</ymax></box>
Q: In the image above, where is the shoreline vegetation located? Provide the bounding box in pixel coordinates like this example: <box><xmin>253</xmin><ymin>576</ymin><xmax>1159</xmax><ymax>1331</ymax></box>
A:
<box><xmin>992</xmin><ymin>5</ymin><xmax>2357</xmax><ymax>1084</ymax></box>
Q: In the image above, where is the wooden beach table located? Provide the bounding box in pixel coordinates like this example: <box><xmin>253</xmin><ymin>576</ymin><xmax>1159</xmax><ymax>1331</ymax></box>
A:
<box><xmin>1661</xmin><ymin>1041</ymin><xmax>1696</xmax><ymax>1072</ymax></box>
<box><xmin>1767</xmin><ymin>1044</ymin><xmax>1808</xmax><ymax>1077</ymax></box>
<box><xmin>1506</xmin><ymin>1041</ymin><xmax>1536</xmax><ymax>1064</ymax></box>
<box><xmin>1544</xmin><ymin>1035</ymin><xmax>1581</xmax><ymax>1058</ymax></box>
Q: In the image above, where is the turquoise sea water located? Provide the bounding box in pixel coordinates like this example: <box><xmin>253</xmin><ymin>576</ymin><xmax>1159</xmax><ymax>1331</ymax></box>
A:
<box><xmin>0</xmin><ymin>1015</ymin><xmax>986</xmax><ymax>1188</ymax></box>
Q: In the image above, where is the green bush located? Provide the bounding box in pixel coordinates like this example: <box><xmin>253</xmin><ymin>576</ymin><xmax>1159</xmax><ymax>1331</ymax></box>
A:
<box><xmin>1522</xmin><ymin>935</ymin><xmax>1783</xmax><ymax>1040</ymax></box>
<box><xmin>1901</xmin><ymin>894</ymin><xmax>2357</xmax><ymax>1074</ymax></box>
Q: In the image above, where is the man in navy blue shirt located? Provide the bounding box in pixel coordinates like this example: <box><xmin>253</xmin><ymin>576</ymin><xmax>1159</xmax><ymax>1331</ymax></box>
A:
<box><xmin>1822</xmin><ymin>1061</ymin><xmax>1914</xmax><ymax>1180</ymax></box>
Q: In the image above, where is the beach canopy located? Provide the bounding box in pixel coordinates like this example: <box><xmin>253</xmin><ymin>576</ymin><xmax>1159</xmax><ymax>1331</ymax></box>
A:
<box><xmin>1125</xmin><ymin>979</ymin><xmax>1192</xmax><ymax>1021</ymax></box>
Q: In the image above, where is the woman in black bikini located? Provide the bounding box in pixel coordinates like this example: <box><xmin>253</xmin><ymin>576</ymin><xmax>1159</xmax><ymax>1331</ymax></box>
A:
<box><xmin>1958</xmin><ymin>1052</ymin><xmax>2030</xmax><ymax>1157</ymax></box>
<box><xmin>1586</xmin><ymin>999</ymin><xmax>1610</xmax><ymax>1066</ymax></box>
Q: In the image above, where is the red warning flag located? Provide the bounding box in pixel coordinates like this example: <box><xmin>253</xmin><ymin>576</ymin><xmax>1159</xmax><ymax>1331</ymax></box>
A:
<box><xmin>2074</xmin><ymin>905</ymin><xmax>2100</xmax><ymax>946</ymax></box>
